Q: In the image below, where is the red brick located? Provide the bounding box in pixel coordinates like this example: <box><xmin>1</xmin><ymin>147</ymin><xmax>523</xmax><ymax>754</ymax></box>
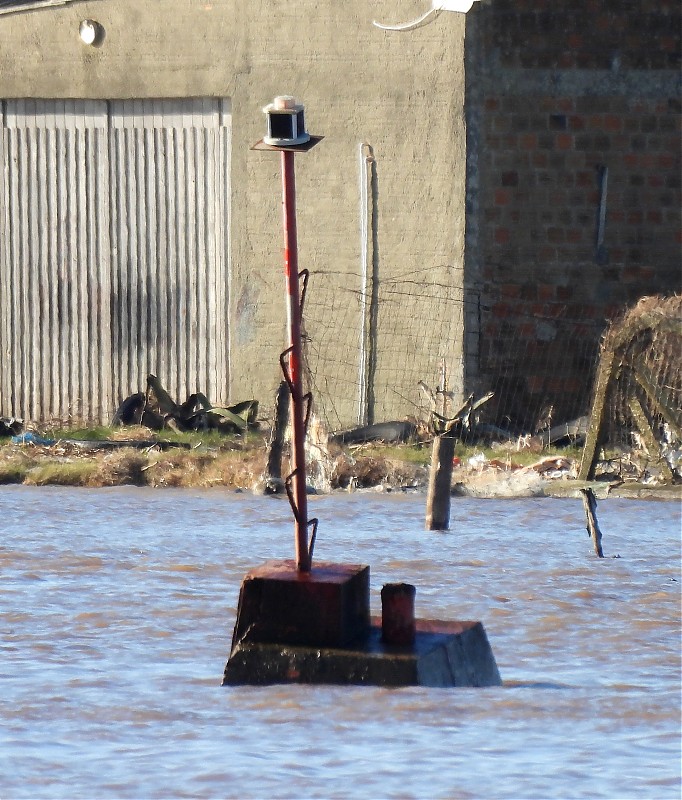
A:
<box><xmin>537</xmin><ymin>246</ymin><xmax>558</xmax><ymax>261</ymax></box>
<box><xmin>556</xmin><ymin>133</ymin><xmax>573</xmax><ymax>150</ymax></box>
<box><xmin>495</xmin><ymin>228</ymin><xmax>511</xmax><ymax>245</ymax></box>
<box><xmin>526</xmin><ymin>375</ymin><xmax>546</xmax><ymax>394</ymax></box>
<box><xmin>547</xmin><ymin>227</ymin><xmax>566</xmax><ymax>243</ymax></box>
<box><xmin>501</xmin><ymin>171</ymin><xmax>519</xmax><ymax>187</ymax></box>
<box><xmin>493</xmin><ymin>116</ymin><xmax>512</xmax><ymax>133</ymax></box>
<box><xmin>562</xmin><ymin>377</ymin><xmax>586</xmax><ymax>394</ymax></box>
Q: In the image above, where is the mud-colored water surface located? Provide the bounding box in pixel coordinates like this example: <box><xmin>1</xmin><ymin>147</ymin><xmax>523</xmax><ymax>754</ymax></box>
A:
<box><xmin>1</xmin><ymin>487</ymin><xmax>680</xmax><ymax>799</ymax></box>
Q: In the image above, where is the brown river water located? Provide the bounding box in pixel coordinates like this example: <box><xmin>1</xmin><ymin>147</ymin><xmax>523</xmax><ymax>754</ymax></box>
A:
<box><xmin>1</xmin><ymin>486</ymin><xmax>680</xmax><ymax>799</ymax></box>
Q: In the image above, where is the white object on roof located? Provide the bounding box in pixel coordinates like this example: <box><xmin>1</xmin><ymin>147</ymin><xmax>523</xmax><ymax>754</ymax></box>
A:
<box><xmin>373</xmin><ymin>0</ymin><xmax>480</xmax><ymax>31</ymax></box>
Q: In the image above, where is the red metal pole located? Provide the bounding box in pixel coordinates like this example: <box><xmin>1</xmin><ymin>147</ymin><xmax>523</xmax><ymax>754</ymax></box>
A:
<box><xmin>281</xmin><ymin>149</ymin><xmax>311</xmax><ymax>572</ymax></box>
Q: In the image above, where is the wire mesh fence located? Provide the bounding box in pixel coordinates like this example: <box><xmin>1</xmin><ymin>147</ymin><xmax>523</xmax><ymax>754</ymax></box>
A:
<box><xmin>473</xmin><ymin>284</ymin><xmax>607</xmax><ymax>436</ymax></box>
<box><xmin>297</xmin><ymin>263</ymin><xmax>680</xmax><ymax>466</ymax></box>
<box><xmin>302</xmin><ymin>265</ymin><xmax>465</xmax><ymax>433</ymax></box>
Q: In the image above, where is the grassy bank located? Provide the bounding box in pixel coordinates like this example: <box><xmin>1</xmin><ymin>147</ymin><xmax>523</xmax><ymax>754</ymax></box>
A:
<box><xmin>0</xmin><ymin>423</ymin><xmax>588</xmax><ymax>491</ymax></box>
<box><xmin>0</xmin><ymin>427</ymin><xmax>266</xmax><ymax>489</ymax></box>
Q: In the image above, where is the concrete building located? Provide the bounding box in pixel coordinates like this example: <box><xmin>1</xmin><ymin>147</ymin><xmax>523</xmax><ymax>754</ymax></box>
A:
<box><xmin>0</xmin><ymin>0</ymin><xmax>470</xmax><ymax>428</ymax></box>
<box><xmin>1</xmin><ymin>0</ymin><xmax>679</xmax><ymax>435</ymax></box>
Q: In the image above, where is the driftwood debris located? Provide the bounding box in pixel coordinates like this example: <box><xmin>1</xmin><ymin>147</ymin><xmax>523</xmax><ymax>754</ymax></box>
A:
<box><xmin>579</xmin><ymin>296</ymin><xmax>682</xmax><ymax>481</ymax></box>
<box><xmin>0</xmin><ymin>417</ymin><xmax>23</xmax><ymax>437</ymax></box>
<box><xmin>580</xmin><ymin>487</ymin><xmax>604</xmax><ymax>558</ymax></box>
<box><xmin>113</xmin><ymin>374</ymin><xmax>258</xmax><ymax>435</ymax></box>
<box><xmin>329</xmin><ymin>420</ymin><xmax>417</xmax><ymax>446</ymax></box>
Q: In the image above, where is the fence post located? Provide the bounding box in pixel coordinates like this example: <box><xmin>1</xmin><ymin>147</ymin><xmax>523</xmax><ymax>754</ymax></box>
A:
<box><xmin>425</xmin><ymin>431</ymin><xmax>456</xmax><ymax>530</ymax></box>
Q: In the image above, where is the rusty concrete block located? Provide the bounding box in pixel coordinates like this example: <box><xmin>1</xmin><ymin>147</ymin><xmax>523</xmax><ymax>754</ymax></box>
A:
<box><xmin>230</xmin><ymin>560</ymin><xmax>370</xmax><ymax>650</ymax></box>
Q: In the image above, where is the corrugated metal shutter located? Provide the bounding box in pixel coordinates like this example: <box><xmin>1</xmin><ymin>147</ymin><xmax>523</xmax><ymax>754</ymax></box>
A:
<box><xmin>0</xmin><ymin>99</ymin><xmax>111</xmax><ymax>422</ymax></box>
<box><xmin>0</xmin><ymin>97</ymin><xmax>231</xmax><ymax>423</ymax></box>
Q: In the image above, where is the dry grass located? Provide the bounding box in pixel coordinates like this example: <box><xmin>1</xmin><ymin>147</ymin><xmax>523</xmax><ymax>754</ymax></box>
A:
<box><xmin>0</xmin><ymin>430</ymin><xmax>429</xmax><ymax>490</ymax></box>
<box><xmin>0</xmin><ymin>429</ymin><xmax>588</xmax><ymax>491</ymax></box>
<box><xmin>329</xmin><ymin>451</ymin><xmax>426</xmax><ymax>489</ymax></box>
<box><xmin>25</xmin><ymin>460</ymin><xmax>100</xmax><ymax>487</ymax></box>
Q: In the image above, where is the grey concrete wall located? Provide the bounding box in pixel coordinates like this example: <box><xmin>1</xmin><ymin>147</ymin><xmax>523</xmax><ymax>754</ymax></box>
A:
<box><xmin>0</xmin><ymin>0</ymin><xmax>468</xmax><ymax>428</ymax></box>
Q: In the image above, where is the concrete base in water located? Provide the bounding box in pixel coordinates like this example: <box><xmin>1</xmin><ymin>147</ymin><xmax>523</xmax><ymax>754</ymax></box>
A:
<box><xmin>223</xmin><ymin>559</ymin><xmax>501</xmax><ymax>688</ymax></box>
<box><xmin>223</xmin><ymin>618</ymin><xmax>502</xmax><ymax>688</ymax></box>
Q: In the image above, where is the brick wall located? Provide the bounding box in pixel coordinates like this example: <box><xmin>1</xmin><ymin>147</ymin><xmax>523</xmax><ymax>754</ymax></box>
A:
<box><xmin>465</xmin><ymin>0</ymin><xmax>681</xmax><ymax>432</ymax></box>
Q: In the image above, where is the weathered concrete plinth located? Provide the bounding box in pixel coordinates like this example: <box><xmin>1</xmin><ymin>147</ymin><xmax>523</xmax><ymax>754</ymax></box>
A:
<box><xmin>223</xmin><ymin>560</ymin><xmax>501</xmax><ymax>687</ymax></box>
<box><xmin>224</xmin><ymin>618</ymin><xmax>501</xmax><ymax>687</ymax></box>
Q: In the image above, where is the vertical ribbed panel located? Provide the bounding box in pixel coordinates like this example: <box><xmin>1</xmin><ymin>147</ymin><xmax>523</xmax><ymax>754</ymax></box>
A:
<box><xmin>109</xmin><ymin>98</ymin><xmax>229</xmax><ymax>413</ymax></box>
<box><xmin>0</xmin><ymin>97</ymin><xmax>230</xmax><ymax>423</ymax></box>
<box><xmin>1</xmin><ymin>99</ymin><xmax>110</xmax><ymax>422</ymax></box>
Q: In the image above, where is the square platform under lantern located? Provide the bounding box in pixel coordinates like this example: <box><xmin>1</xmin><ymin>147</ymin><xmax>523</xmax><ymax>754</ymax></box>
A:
<box><xmin>228</xmin><ymin>560</ymin><xmax>370</xmax><ymax>651</ymax></box>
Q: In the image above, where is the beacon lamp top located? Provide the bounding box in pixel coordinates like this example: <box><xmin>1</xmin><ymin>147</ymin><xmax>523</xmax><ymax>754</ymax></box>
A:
<box><xmin>263</xmin><ymin>96</ymin><xmax>310</xmax><ymax>147</ymax></box>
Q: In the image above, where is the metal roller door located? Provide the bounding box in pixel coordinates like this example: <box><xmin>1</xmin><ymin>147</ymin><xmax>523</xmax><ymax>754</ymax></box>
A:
<box><xmin>0</xmin><ymin>97</ymin><xmax>231</xmax><ymax>423</ymax></box>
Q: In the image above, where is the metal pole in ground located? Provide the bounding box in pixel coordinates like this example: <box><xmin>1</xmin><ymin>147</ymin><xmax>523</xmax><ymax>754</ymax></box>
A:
<box><xmin>280</xmin><ymin>149</ymin><xmax>310</xmax><ymax>572</ymax></box>
<box><xmin>253</xmin><ymin>96</ymin><xmax>322</xmax><ymax>571</ymax></box>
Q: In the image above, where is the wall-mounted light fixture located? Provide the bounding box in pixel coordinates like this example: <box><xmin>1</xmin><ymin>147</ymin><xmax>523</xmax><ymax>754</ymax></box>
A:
<box><xmin>79</xmin><ymin>19</ymin><xmax>105</xmax><ymax>47</ymax></box>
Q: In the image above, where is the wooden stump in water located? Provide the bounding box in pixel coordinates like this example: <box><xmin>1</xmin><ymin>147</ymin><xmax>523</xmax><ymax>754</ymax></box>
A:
<box><xmin>425</xmin><ymin>433</ymin><xmax>456</xmax><ymax>530</ymax></box>
<box><xmin>580</xmin><ymin>487</ymin><xmax>604</xmax><ymax>558</ymax></box>
<box><xmin>261</xmin><ymin>381</ymin><xmax>289</xmax><ymax>494</ymax></box>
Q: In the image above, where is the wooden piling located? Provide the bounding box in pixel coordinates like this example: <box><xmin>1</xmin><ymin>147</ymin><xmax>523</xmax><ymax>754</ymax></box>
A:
<box><xmin>426</xmin><ymin>432</ymin><xmax>456</xmax><ymax>530</ymax></box>
<box><xmin>580</xmin><ymin>487</ymin><xmax>604</xmax><ymax>558</ymax></box>
<box><xmin>261</xmin><ymin>381</ymin><xmax>289</xmax><ymax>494</ymax></box>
